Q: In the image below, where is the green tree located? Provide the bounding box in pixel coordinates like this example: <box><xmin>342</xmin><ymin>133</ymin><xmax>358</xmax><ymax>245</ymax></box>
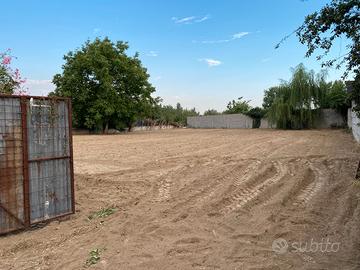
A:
<box><xmin>0</xmin><ymin>66</ymin><xmax>14</xmax><ymax>94</ymax></box>
<box><xmin>279</xmin><ymin>0</ymin><xmax>359</xmax><ymax>117</ymax></box>
<box><xmin>295</xmin><ymin>0</ymin><xmax>359</xmax><ymax>77</ymax></box>
<box><xmin>245</xmin><ymin>107</ymin><xmax>266</xmax><ymax>128</ymax></box>
<box><xmin>267</xmin><ymin>64</ymin><xmax>327</xmax><ymax>129</ymax></box>
<box><xmin>203</xmin><ymin>109</ymin><xmax>220</xmax><ymax>116</ymax></box>
<box><xmin>147</xmin><ymin>102</ymin><xmax>199</xmax><ymax>127</ymax></box>
<box><xmin>321</xmin><ymin>80</ymin><xmax>349</xmax><ymax>114</ymax></box>
<box><xmin>52</xmin><ymin>37</ymin><xmax>155</xmax><ymax>132</ymax></box>
<box><xmin>263</xmin><ymin>87</ymin><xmax>281</xmax><ymax>110</ymax></box>
<box><xmin>224</xmin><ymin>97</ymin><xmax>251</xmax><ymax>114</ymax></box>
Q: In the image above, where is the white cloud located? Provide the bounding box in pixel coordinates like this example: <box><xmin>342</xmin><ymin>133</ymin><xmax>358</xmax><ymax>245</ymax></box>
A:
<box><xmin>172</xmin><ymin>16</ymin><xmax>196</xmax><ymax>24</ymax></box>
<box><xmin>195</xmin><ymin>31</ymin><xmax>250</xmax><ymax>44</ymax></box>
<box><xmin>147</xmin><ymin>51</ymin><xmax>158</xmax><ymax>57</ymax></box>
<box><xmin>232</xmin><ymin>32</ymin><xmax>250</xmax><ymax>39</ymax></box>
<box><xmin>195</xmin><ymin>15</ymin><xmax>210</xmax><ymax>23</ymax></box>
<box><xmin>261</xmin><ymin>57</ymin><xmax>271</xmax><ymax>63</ymax></box>
<box><xmin>172</xmin><ymin>15</ymin><xmax>210</xmax><ymax>24</ymax></box>
<box><xmin>199</xmin><ymin>58</ymin><xmax>222</xmax><ymax>67</ymax></box>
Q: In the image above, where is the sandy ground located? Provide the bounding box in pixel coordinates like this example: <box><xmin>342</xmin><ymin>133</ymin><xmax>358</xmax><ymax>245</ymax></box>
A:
<box><xmin>1</xmin><ymin>129</ymin><xmax>360</xmax><ymax>270</ymax></box>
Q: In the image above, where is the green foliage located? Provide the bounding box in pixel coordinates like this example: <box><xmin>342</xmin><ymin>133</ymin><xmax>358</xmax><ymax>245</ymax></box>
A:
<box><xmin>204</xmin><ymin>109</ymin><xmax>220</xmax><ymax>116</ymax></box>
<box><xmin>52</xmin><ymin>37</ymin><xmax>155</xmax><ymax>132</ymax></box>
<box><xmin>151</xmin><ymin>102</ymin><xmax>199</xmax><ymax>126</ymax></box>
<box><xmin>0</xmin><ymin>66</ymin><xmax>14</xmax><ymax>94</ymax></box>
<box><xmin>223</xmin><ymin>97</ymin><xmax>251</xmax><ymax>114</ymax></box>
<box><xmin>267</xmin><ymin>64</ymin><xmax>327</xmax><ymax>129</ymax></box>
<box><xmin>295</xmin><ymin>0</ymin><xmax>359</xmax><ymax>77</ymax></box>
<box><xmin>245</xmin><ymin>107</ymin><xmax>266</xmax><ymax>128</ymax></box>
<box><xmin>293</xmin><ymin>0</ymin><xmax>360</xmax><ymax>116</ymax></box>
<box><xmin>320</xmin><ymin>80</ymin><xmax>349</xmax><ymax>116</ymax></box>
<box><xmin>262</xmin><ymin>87</ymin><xmax>280</xmax><ymax>110</ymax></box>
<box><xmin>85</xmin><ymin>249</ymin><xmax>102</xmax><ymax>267</ymax></box>
<box><xmin>88</xmin><ymin>207</ymin><xmax>116</xmax><ymax>220</ymax></box>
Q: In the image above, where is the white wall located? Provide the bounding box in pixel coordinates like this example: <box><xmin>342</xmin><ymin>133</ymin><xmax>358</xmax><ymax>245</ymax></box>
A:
<box><xmin>349</xmin><ymin>101</ymin><xmax>360</xmax><ymax>143</ymax></box>
<box><xmin>259</xmin><ymin>118</ymin><xmax>276</xmax><ymax>129</ymax></box>
<box><xmin>187</xmin><ymin>114</ymin><xmax>253</xmax><ymax>129</ymax></box>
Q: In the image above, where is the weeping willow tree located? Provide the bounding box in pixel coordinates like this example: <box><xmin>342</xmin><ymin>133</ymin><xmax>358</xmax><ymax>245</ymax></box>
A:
<box><xmin>268</xmin><ymin>64</ymin><xmax>327</xmax><ymax>129</ymax></box>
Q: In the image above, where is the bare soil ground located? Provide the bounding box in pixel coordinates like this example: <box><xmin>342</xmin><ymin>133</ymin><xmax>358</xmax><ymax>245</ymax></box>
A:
<box><xmin>1</xmin><ymin>129</ymin><xmax>360</xmax><ymax>270</ymax></box>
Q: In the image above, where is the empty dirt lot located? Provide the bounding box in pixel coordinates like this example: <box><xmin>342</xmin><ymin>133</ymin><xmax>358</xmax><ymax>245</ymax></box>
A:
<box><xmin>1</xmin><ymin>129</ymin><xmax>360</xmax><ymax>269</ymax></box>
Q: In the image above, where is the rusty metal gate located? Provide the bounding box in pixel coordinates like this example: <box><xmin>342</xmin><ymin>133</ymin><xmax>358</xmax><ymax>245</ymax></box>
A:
<box><xmin>0</xmin><ymin>95</ymin><xmax>74</xmax><ymax>235</ymax></box>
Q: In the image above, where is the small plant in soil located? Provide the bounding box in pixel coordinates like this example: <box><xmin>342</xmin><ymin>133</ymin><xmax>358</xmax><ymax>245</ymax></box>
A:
<box><xmin>88</xmin><ymin>207</ymin><xmax>116</xmax><ymax>220</ymax></box>
<box><xmin>85</xmin><ymin>248</ymin><xmax>102</xmax><ymax>267</ymax></box>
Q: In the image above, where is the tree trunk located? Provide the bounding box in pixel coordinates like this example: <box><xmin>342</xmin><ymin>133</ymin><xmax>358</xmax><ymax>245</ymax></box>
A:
<box><xmin>104</xmin><ymin>122</ymin><xmax>109</xmax><ymax>134</ymax></box>
<box><xmin>127</xmin><ymin>122</ymin><xmax>133</xmax><ymax>132</ymax></box>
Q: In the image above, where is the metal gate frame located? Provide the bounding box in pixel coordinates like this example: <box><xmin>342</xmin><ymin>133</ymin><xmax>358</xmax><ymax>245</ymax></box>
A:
<box><xmin>0</xmin><ymin>94</ymin><xmax>75</xmax><ymax>234</ymax></box>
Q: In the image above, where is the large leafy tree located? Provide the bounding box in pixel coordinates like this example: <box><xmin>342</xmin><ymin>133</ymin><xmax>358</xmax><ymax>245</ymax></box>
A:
<box><xmin>286</xmin><ymin>0</ymin><xmax>359</xmax><ymax>116</ymax></box>
<box><xmin>52</xmin><ymin>37</ymin><xmax>155</xmax><ymax>132</ymax></box>
<box><xmin>267</xmin><ymin>64</ymin><xmax>327</xmax><ymax>129</ymax></box>
<box><xmin>295</xmin><ymin>0</ymin><xmax>359</xmax><ymax>76</ymax></box>
<box><xmin>276</xmin><ymin>1</ymin><xmax>359</xmax><ymax>115</ymax></box>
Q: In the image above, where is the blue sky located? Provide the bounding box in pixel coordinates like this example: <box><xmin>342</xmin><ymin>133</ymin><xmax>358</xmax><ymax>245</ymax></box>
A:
<box><xmin>1</xmin><ymin>0</ymin><xmax>348</xmax><ymax>113</ymax></box>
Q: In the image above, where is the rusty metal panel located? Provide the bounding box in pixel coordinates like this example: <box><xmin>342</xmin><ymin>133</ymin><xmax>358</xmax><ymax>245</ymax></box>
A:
<box><xmin>27</xmin><ymin>99</ymin><xmax>73</xmax><ymax>223</ymax></box>
<box><xmin>0</xmin><ymin>95</ymin><xmax>74</xmax><ymax>235</ymax></box>
<box><xmin>27</xmin><ymin>99</ymin><xmax>70</xmax><ymax>160</ymax></box>
<box><xmin>29</xmin><ymin>159</ymin><xmax>72</xmax><ymax>223</ymax></box>
<box><xmin>0</xmin><ymin>97</ymin><xmax>25</xmax><ymax>234</ymax></box>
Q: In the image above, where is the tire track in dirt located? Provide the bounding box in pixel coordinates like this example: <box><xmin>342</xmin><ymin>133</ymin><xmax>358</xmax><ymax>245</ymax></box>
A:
<box><xmin>154</xmin><ymin>165</ymin><xmax>191</xmax><ymax>202</ymax></box>
<box><xmin>165</xmin><ymin>161</ymin><xmax>261</xmax><ymax>216</ymax></box>
<box><xmin>292</xmin><ymin>162</ymin><xmax>327</xmax><ymax>207</ymax></box>
<box><xmin>279</xmin><ymin>161</ymin><xmax>328</xmax><ymax>208</ymax></box>
<box><xmin>220</xmin><ymin>161</ymin><xmax>287</xmax><ymax>214</ymax></box>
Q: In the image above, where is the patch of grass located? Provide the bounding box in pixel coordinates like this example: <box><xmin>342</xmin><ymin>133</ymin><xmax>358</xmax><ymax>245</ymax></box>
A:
<box><xmin>85</xmin><ymin>248</ymin><xmax>101</xmax><ymax>267</ymax></box>
<box><xmin>88</xmin><ymin>207</ymin><xmax>116</xmax><ymax>220</ymax></box>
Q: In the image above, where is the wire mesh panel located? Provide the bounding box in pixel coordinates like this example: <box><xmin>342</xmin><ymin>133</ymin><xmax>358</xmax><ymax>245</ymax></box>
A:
<box><xmin>27</xmin><ymin>98</ymin><xmax>73</xmax><ymax>223</ymax></box>
<box><xmin>0</xmin><ymin>95</ymin><xmax>74</xmax><ymax>235</ymax></box>
<box><xmin>0</xmin><ymin>97</ymin><xmax>25</xmax><ymax>234</ymax></box>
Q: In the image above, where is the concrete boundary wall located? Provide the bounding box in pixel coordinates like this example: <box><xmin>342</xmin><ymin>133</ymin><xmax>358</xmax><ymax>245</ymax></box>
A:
<box><xmin>187</xmin><ymin>114</ymin><xmax>253</xmax><ymax>129</ymax></box>
<box><xmin>260</xmin><ymin>118</ymin><xmax>276</xmax><ymax>129</ymax></box>
<box><xmin>348</xmin><ymin>101</ymin><xmax>360</xmax><ymax>143</ymax></box>
<box><xmin>188</xmin><ymin>109</ymin><xmax>345</xmax><ymax>130</ymax></box>
<box><xmin>315</xmin><ymin>109</ymin><xmax>345</xmax><ymax>128</ymax></box>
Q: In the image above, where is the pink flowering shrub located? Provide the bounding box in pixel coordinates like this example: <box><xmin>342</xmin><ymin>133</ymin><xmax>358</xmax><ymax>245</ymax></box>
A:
<box><xmin>0</xmin><ymin>49</ymin><xmax>28</xmax><ymax>95</ymax></box>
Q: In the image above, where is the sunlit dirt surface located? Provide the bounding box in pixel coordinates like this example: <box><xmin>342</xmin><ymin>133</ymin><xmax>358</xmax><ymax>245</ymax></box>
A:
<box><xmin>1</xmin><ymin>129</ymin><xmax>360</xmax><ymax>270</ymax></box>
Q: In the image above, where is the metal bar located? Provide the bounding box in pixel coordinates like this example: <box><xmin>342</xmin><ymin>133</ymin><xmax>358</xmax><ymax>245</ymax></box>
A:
<box><xmin>0</xmin><ymin>202</ymin><xmax>25</xmax><ymax>226</ymax></box>
<box><xmin>29</xmin><ymin>156</ymin><xmax>71</xmax><ymax>163</ymax></box>
<box><xmin>0</xmin><ymin>94</ymin><xmax>70</xmax><ymax>101</ymax></box>
<box><xmin>67</xmin><ymin>99</ymin><xmax>75</xmax><ymax>214</ymax></box>
<box><xmin>20</xmin><ymin>97</ymin><xmax>30</xmax><ymax>227</ymax></box>
<box><xmin>30</xmin><ymin>211</ymin><xmax>73</xmax><ymax>226</ymax></box>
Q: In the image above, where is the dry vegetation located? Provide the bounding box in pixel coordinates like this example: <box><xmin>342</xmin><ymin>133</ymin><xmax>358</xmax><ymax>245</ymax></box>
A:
<box><xmin>0</xmin><ymin>129</ymin><xmax>360</xmax><ymax>269</ymax></box>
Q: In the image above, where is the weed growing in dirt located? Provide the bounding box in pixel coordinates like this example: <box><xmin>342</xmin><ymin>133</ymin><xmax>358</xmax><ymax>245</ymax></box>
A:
<box><xmin>85</xmin><ymin>248</ymin><xmax>102</xmax><ymax>267</ymax></box>
<box><xmin>88</xmin><ymin>207</ymin><xmax>116</xmax><ymax>220</ymax></box>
